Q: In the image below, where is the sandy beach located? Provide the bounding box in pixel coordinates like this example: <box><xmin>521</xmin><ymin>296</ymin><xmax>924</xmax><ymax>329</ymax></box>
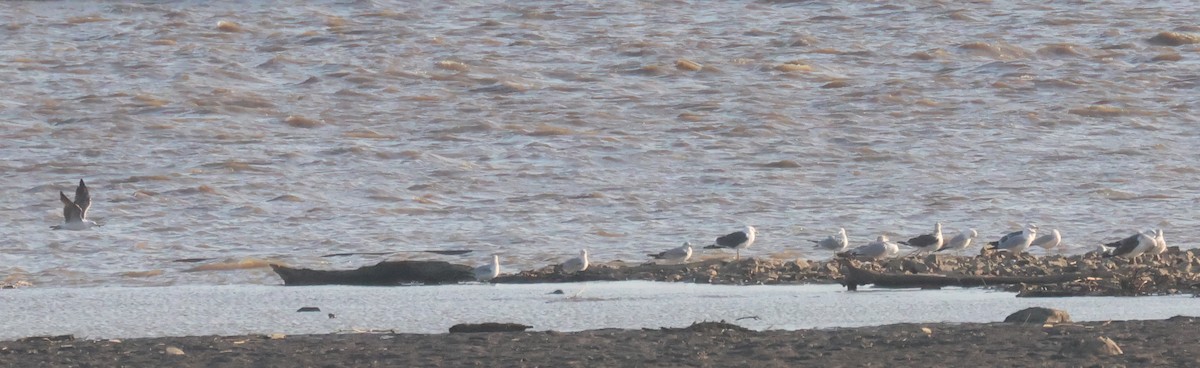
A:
<box><xmin>4</xmin><ymin>317</ymin><xmax>1197</xmax><ymax>367</ymax></box>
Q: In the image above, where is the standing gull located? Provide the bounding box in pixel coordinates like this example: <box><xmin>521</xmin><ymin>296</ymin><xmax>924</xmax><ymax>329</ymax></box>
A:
<box><xmin>51</xmin><ymin>179</ymin><xmax>99</xmax><ymax>231</ymax></box>
<box><xmin>838</xmin><ymin>235</ymin><xmax>899</xmax><ymax>260</ymax></box>
<box><xmin>704</xmin><ymin>225</ymin><xmax>757</xmax><ymax>260</ymax></box>
<box><xmin>936</xmin><ymin>229</ymin><xmax>978</xmax><ymax>256</ymax></box>
<box><xmin>561</xmin><ymin>249</ymin><xmax>589</xmax><ymax>274</ymax></box>
<box><xmin>1145</xmin><ymin>229</ymin><xmax>1167</xmax><ymax>261</ymax></box>
<box><xmin>473</xmin><ymin>255</ymin><xmax>501</xmax><ymax>282</ymax></box>
<box><xmin>985</xmin><ymin>223</ymin><xmax>1038</xmax><ymax>255</ymax></box>
<box><xmin>810</xmin><ymin>228</ymin><xmax>849</xmax><ymax>252</ymax></box>
<box><xmin>899</xmin><ymin>222</ymin><xmax>943</xmax><ymax>257</ymax></box>
<box><xmin>648</xmin><ymin>242</ymin><xmax>693</xmax><ymax>263</ymax></box>
<box><xmin>1102</xmin><ymin>231</ymin><xmax>1156</xmax><ymax>264</ymax></box>
<box><xmin>1030</xmin><ymin>229</ymin><xmax>1063</xmax><ymax>254</ymax></box>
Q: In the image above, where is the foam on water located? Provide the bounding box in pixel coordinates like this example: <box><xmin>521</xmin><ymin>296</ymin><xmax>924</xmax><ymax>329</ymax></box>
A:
<box><xmin>1</xmin><ymin>282</ymin><xmax>1197</xmax><ymax>340</ymax></box>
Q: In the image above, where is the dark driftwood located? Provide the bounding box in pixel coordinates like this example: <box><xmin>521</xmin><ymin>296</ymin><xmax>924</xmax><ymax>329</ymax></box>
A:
<box><xmin>839</xmin><ymin>261</ymin><xmax>1094</xmax><ymax>291</ymax></box>
<box><xmin>448</xmin><ymin>323</ymin><xmax>533</xmax><ymax>333</ymax></box>
<box><xmin>270</xmin><ymin>260</ymin><xmax>474</xmax><ymax>286</ymax></box>
<box><xmin>320</xmin><ymin>250</ymin><xmax>474</xmax><ymax>257</ymax></box>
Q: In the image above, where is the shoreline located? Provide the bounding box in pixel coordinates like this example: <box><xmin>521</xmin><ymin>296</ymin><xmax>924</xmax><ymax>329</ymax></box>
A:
<box><xmin>266</xmin><ymin>248</ymin><xmax>1200</xmax><ymax>297</ymax></box>
<box><xmin>3</xmin><ymin>317</ymin><xmax>1196</xmax><ymax>367</ymax></box>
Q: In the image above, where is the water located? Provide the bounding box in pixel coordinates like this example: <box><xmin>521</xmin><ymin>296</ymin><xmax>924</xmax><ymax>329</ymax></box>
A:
<box><xmin>1</xmin><ymin>1</ymin><xmax>1198</xmax><ymax>287</ymax></box>
<box><xmin>0</xmin><ymin>282</ymin><xmax>1196</xmax><ymax>340</ymax></box>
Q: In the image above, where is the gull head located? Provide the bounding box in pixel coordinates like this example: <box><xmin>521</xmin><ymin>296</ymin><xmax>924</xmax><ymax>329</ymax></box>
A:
<box><xmin>744</xmin><ymin>225</ymin><xmax>757</xmax><ymax>236</ymax></box>
<box><xmin>1024</xmin><ymin>223</ymin><xmax>1038</xmax><ymax>234</ymax></box>
<box><xmin>966</xmin><ymin>229</ymin><xmax>978</xmax><ymax>239</ymax></box>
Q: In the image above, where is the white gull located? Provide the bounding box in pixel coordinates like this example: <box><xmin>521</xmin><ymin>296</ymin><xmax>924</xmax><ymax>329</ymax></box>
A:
<box><xmin>839</xmin><ymin>235</ymin><xmax>899</xmax><ymax>260</ymax></box>
<box><xmin>473</xmin><ymin>255</ymin><xmax>501</xmax><ymax>282</ymax></box>
<box><xmin>648</xmin><ymin>242</ymin><xmax>692</xmax><ymax>263</ymax></box>
<box><xmin>986</xmin><ymin>223</ymin><xmax>1038</xmax><ymax>255</ymax></box>
<box><xmin>935</xmin><ymin>229</ymin><xmax>978</xmax><ymax>256</ymax></box>
<box><xmin>561</xmin><ymin>249</ymin><xmax>590</xmax><ymax>274</ymax></box>
<box><xmin>1030</xmin><ymin>229</ymin><xmax>1062</xmax><ymax>254</ymax></box>
<box><xmin>810</xmin><ymin>228</ymin><xmax>849</xmax><ymax>252</ymax></box>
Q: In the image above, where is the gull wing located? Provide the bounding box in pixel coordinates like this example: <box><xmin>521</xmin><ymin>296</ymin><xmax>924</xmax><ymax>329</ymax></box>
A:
<box><xmin>74</xmin><ymin>179</ymin><xmax>91</xmax><ymax>219</ymax></box>
<box><xmin>905</xmin><ymin>234</ymin><xmax>937</xmax><ymax>248</ymax></box>
<box><xmin>715</xmin><ymin>231</ymin><xmax>748</xmax><ymax>248</ymax></box>
<box><xmin>60</xmin><ymin>191</ymin><xmax>82</xmax><ymax>223</ymax></box>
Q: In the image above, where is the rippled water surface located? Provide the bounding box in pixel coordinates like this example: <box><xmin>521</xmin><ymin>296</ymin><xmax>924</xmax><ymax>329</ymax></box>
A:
<box><xmin>1</xmin><ymin>1</ymin><xmax>1198</xmax><ymax>287</ymax></box>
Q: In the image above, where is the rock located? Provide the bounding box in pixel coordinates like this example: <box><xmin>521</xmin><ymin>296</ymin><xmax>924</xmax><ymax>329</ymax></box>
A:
<box><xmin>296</xmin><ymin>307</ymin><xmax>321</xmax><ymax>312</ymax></box>
<box><xmin>267</xmin><ymin>333</ymin><xmax>286</xmax><ymax>340</ymax></box>
<box><xmin>165</xmin><ymin>346</ymin><xmax>185</xmax><ymax>355</ymax></box>
<box><xmin>793</xmin><ymin>258</ymin><xmax>810</xmax><ymax>269</ymax></box>
<box><xmin>885</xmin><ymin>259</ymin><xmax>904</xmax><ymax>273</ymax></box>
<box><xmin>1004</xmin><ymin>307</ymin><xmax>1072</xmax><ymax>324</ymax></box>
<box><xmin>903</xmin><ymin>259</ymin><xmax>930</xmax><ymax>273</ymax></box>
<box><xmin>1058</xmin><ymin>336</ymin><xmax>1123</xmax><ymax>357</ymax></box>
<box><xmin>449</xmin><ymin>322</ymin><xmax>533</xmax><ymax>333</ymax></box>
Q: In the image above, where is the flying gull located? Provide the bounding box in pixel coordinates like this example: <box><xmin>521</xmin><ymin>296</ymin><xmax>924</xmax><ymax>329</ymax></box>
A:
<box><xmin>936</xmin><ymin>229</ymin><xmax>978</xmax><ymax>256</ymax></box>
<box><xmin>900</xmin><ymin>222</ymin><xmax>943</xmax><ymax>257</ymax></box>
<box><xmin>51</xmin><ymin>179</ymin><xmax>99</xmax><ymax>231</ymax></box>
<box><xmin>704</xmin><ymin>225</ymin><xmax>757</xmax><ymax>260</ymax></box>
<box><xmin>561</xmin><ymin>249</ymin><xmax>589</xmax><ymax>274</ymax></box>
<box><xmin>838</xmin><ymin>235</ymin><xmax>899</xmax><ymax>260</ymax></box>
<box><xmin>985</xmin><ymin>223</ymin><xmax>1038</xmax><ymax>255</ymax></box>
<box><xmin>648</xmin><ymin>242</ymin><xmax>693</xmax><ymax>263</ymax></box>
<box><xmin>1102</xmin><ymin>231</ymin><xmax>1156</xmax><ymax>264</ymax></box>
<box><xmin>810</xmin><ymin>228</ymin><xmax>849</xmax><ymax>252</ymax></box>
<box><xmin>473</xmin><ymin>255</ymin><xmax>501</xmax><ymax>282</ymax></box>
<box><xmin>1030</xmin><ymin>229</ymin><xmax>1062</xmax><ymax>254</ymax></box>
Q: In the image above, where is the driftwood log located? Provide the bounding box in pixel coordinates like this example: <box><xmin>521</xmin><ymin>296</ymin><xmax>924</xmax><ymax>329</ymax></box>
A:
<box><xmin>839</xmin><ymin>260</ymin><xmax>1097</xmax><ymax>291</ymax></box>
<box><xmin>270</xmin><ymin>260</ymin><xmax>474</xmax><ymax>286</ymax></box>
<box><xmin>448</xmin><ymin>323</ymin><xmax>533</xmax><ymax>333</ymax></box>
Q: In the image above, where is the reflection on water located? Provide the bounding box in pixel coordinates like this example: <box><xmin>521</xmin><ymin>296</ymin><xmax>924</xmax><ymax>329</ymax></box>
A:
<box><xmin>1</xmin><ymin>282</ymin><xmax>1197</xmax><ymax>339</ymax></box>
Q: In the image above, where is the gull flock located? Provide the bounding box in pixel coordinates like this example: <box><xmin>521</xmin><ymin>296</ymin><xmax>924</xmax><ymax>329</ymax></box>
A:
<box><xmin>48</xmin><ymin>179</ymin><xmax>1172</xmax><ymax>283</ymax></box>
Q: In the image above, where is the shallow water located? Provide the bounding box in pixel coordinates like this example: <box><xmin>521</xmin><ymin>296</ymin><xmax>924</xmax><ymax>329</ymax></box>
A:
<box><xmin>1</xmin><ymin>282</ymin><xmax>1197</xmax><ymax>340</ymax></box>
<box><xmin>0</xmin><ymin>1</ymin><xmax>1198</xmax><ymax>287</ymax></box>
